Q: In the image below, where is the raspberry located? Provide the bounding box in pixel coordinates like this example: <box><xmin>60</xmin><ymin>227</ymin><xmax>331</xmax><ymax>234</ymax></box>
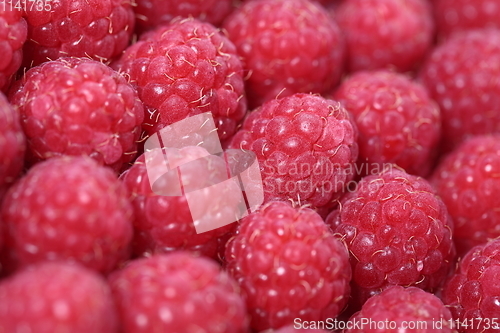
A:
<box><xmin>134</xmin><ymin>0</ymin><xmax>233</xmax><ymax>33</ymax></box>
<box><xmin>0</xmin><ymin>262</ymin><xmax>118</xmax><ymax>333</ymax></box>
<box><xmin>22</xmin><ymin>0</ymin><xmax>135</xmax><ymax>67</ymax></box>
<box><xmin>0</xmin><ymin>156</ymin><xmax>133</xmax><ymax>274</ymax></box>
<box><xmin>9</xmin><ymin>57</ymin><xmax>144</xmax><ymax>171</ymax></box>
<box><xmin>114</xmin><ymin>18</ymin><xmax>246</xmax><ymax>143</ymax></box>
<box><xmin>328</xmin><ymin>168</ymin><xmax>455</xmax><ymax>308</ymax></box>
<box><xmin>0</xmin><ymin>92</ymin><xmax>25</xmax><ymax>201</ymax></box>
<box><xmin>108</xmin><ymin>252</ymin><xmax>249</xmax><ymax>333</ymax></box>
<box><xmin>224</xmin><ymin>201</ymin><xmax>351</xmax><ymax>331</ymax></box>
<box><xmin>229</xmin><ymin>93</ymin><xmax>358</xmax><ymax>216</ymax></box>
<box><xmin>120</xmin><ymin>146</ymin><xmax>239</xmax><ymax>259</ymax></box>
<box><xmin>334</xmin><ymin>70</ymin><xmax>441</xmax><ymax>177</ymax></box>
<box><xmin>442</xmin><ymin>238</ymin><xmax>500</xmax><ymax>332</ymax></box>
<box><xmin>431</xmin><ymin>135</ymin><xmax>500</xmax><ymax>257</ymax></box>
<box><xmin>223</xmin><ymin>0</ymin><xmax>345</xmax><ymax>108</ymax></box>
<box><xmin>0</xmin><ymin>9</ymin><xmax>27</xmax><ymax>91</ymax></box>
<box><xmin>345</xmin><ymin>286</ymin><xmax>454</xmax><ymax>332</ymax></box>
<box><xmin>274</xmin><ymin>326</ymin><xmax>329</xmax><ymax>333</ymax></box>
<box><xmin>419</xmin><ymin>29</ymin><xmax>500</xmax><ymax>152</ymax></box>
<box><xmin>335</xmin><ymin>0</ymin><xmax>434</xmax><ymax>73</ymax></box>
<box><xmin>433</xmin><ymin>0</ymin><xmax>500</xmax><ymax>40</ymax></box>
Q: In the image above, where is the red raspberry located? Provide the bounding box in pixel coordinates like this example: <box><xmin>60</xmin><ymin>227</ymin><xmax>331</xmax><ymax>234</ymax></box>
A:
<box><xmin>108</xmin><ymin>252</ymin><xmax>249</xmax><ymax>333</ymax></box>
<box><xmin>114</xmin><ymin>18</ymin><xmax>246</xmax><ymax>143</ymax></box>
<box><xmin>0</xmin><ymin>92</ymin><xmax>25</xmax><ymax>201</ymax></box>
<box><xmin>442</xmin><ymin>238</ymin><xmax>500</xmax><ymax>332</ymax></box>
<box><xmin>224</xmin><ymin>201</ymin><xmax>351</xmax><ymax>331</ymax></box>
<box><xmin>120</xmin><ymin>146</ymin><xmax>239</xmax><ymax>259</ymax></box>
<box><xmin>431</xmin><ymin>135</ymin><xmax>500</xmax><ymax>257</ymax></box>
<box><xmin>328</xmin><ymin>168</ymin><xmax>455</xmax><ymax>308</ymax></box>
<box><xmin>134</xmin><ymin>0</ymin><xmax>233</xmax><ymax>33</ymax></box>
<box><xmin>274</xmin><ymin>326</ymin><xmax>329</xmax><ymax>333</ymax></box>
<box><xmin>335</xmin><ymin>0</ymin><xmax>434</xmax><ymax>73</ymax></box>
<box><xmin>419</xmin><ymin>29</ymin><xmax>500</xmax><ymax>153</ymax></box>
<box><xmin>0</xmin><ymin>262</ymin><xmax>118</xmax><ymax>333</ymax></box>
<box><xmin>0</xmin><ymin>156</ymin><xmax>133</xmax><ymax>274</ymax></box>
<box><xmin>345</xmin><ymin>286</ymin><xmax>455</xmax><ymax>332</ymax></box>
<box><xmin>9</xmin><ymin>57</ymin><xmax>144</xmax><ymax>171</ymax></box>
<box><xmin>334</xmin><ymin>70</ymin><xmax>441</xmax><ymax>177</ymax></box>
<box><xmin>229</xmin><ymin>93</ymin><xmax>358</xmax><ymax>216</ymax></box>
<box><xmin>433</xmin><ymin>0</ymin><xmax>500</xmax><ymax>40</ymax></box>
<box><xmin>223</xmin><ymin>0</ymin><xmax>345</xmax><ymax>108</ymax></box>
<box><xmin>0</xmin><ymin>10</ymin><xmax>27</xmax><ymax>91</ymax></box>
<box><xmin>22</xmin><ymin>0</ymin><xmax>135</xmax><ymax>67</ymax></box>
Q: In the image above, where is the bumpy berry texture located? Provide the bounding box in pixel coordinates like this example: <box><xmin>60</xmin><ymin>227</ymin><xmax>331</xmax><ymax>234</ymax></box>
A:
<box><xmin>0</xmin><ymin>262</ymin><xmax>118</xmax><ymax>333</ymax></box>
<box><xmin>419</xmin><ymin>29</ymin><xmax>500</xmax><ymax>152</ymax></box>
<box><xmin>431</xmin><ymin>135</ymin><xmax>500</xmax><ymax>257</ymax></box>
<box><xmin>224</xmin><ymin>201</ymin><xmax>351</xmax><ymax>331</ymax></box>
<box><xmin>334</xmin><ymin>70</ymin><xmax>441</xmax><ymax>177</ymax></box>
<box><xmin>328</xmin><ymin>168</ymin><xmax>455</xmax><ymax>308</ymax></box>
<box><xmin>442</xmin><ymin>238</ymin><xmax>500</xmax><ymax>332</ymax></box>
<box><xmin>0</xmin><ymin>156</ymin><xmax>133</xmax><ymax>274</ymax></box>
<box><xmin>9</xmin><ymin>57</ymin><xmax>144</xmax><ymax>171</ymax></box>
<box><xmin>0</xmin><ymin>10</ymin><xmax>27</xmax><ymax>91</ymax></box>
<box><xmin>335</xmin><ymin>0</ymin><xmax>434</xmax><ymax>73</ymax></box>
<box><xmin>433</xmin><ymin>0</ymin><xmax>500</xmax><ymax>40</ymax></box>
<box><xmin>120</xmin><ymin>146</ymin><xmax>239</xmax><ymax>259</ymax></box>
<box><xmin>345</xmin><ymin>286</ymin><xmax>455</xmax><ymax>332</ymax></box>
<box><xmin>274</xmin><ymin>326</ymin><xmax>329</xmax><ymax>333</ymax></box>
<box><xmin>229</xmin><ymin>93</ymin><xmax>358</xmax><ymax>216</ymax></box>
<box><xmin>109</xmin><ymin>252</ymin><xmax>248</xmax><ymax>333</ymax></box>
<box><xmin>223</xmin><ymin>0</ymin><xmax>345</xmax><ymax>108</ymax></box>
<box><xmin>0</xmin><ymin>92</ymin><xmax>25</xmax><ymax>201</ymax></box>
<box><xmin>22</xmin><ymin>0</ymin><xmax>135</xmax><ymax>67</ymax></box>
<box><xmin>134</xmin><ymin>0</ymin><xmax>233</xmax><ymax>33</ymax></box>
<box><xmin>115</xmin><ymin>18</ymin><xmax>246</xmax><ymax>143</ymax></box>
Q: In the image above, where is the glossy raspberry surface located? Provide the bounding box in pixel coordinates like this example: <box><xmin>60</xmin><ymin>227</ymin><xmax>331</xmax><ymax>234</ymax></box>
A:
<box><xmin>419</xmin><ymin>29</ymin><xmax>500</xmax><ymax>152</ymax></box>
<box><xmin>0</xmin><ymin>156</ymin><xmax>133</xmax><ymax>274</ymax></box>
<box><xmin>23</xmin><ymin>0</ymin><xmax>135</xmax><ymax>67</ymax></box>
<box><xmin>9</xmin><ymin>57</ymin><xmax>144</xmax><ymax>171</ymax></box>
<box><xmin>335</xmin><ymin>0</ymin><xmax>434</xmax><ymax>73</ymax></box>
<box><xmin>109</xmin><ymin>252</ymin><xmax>249</xmax><ymax>333</ymax></box>
<box><xmin>328</xmin><ymin>168</ymin><xmax>455</xmax><ymax>308</ymax></box>
<box><xmin>225</xmin><ymin>201</ymin><xmax>351</xmax><ymax>331</ymax></box>
<box><xmin>223</xmin><ymin>0</ymin><xmax>345</xmax><ymax>108</ymax></box>
<box><xmin>115</xmin><ymin>18</ymin><xmax>246</xmax><ymax>143</ymax></box>
<box><xmin>334</xmin><ymin>70</ymin><xmax>441</xmax><ymax>177</ymax></box>
<box><xmin>0</xmin><ymin>10</ymin><xmax>27</xmax><ymax>91</ymax></box>
<box><xmin>229</xmin><ymin>93</ymin><xmax>358</xmax><ymax>216</ymax></box>
<box><xmin>0</xmin><ymin>262</ymin><xmax>118</xmax><ymax>333</ymax></box>
<box><xmin>431</xmin><ymin>135</ymin><xmax>500</xmax><ymax>257</ymax></box>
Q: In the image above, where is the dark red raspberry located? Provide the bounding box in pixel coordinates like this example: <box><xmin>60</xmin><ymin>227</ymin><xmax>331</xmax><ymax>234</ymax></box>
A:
<box><xmin>223</xmin><ymin>0</ymin><xmax>345</xmax><ymax>108</ymax></box>
<box><xmin>0</xmin><ymin>9</ymin><xmax>27</xmax><ymax>91</ymax></box>
<box><xmin>109</xmin><ymin>252</ymin><xmax>249</xmax><ymax>333</ymax></box>
<box><xmin>345</xmin><ymin>286</ymin><xmax>455</xmax><ymax>333</ymax></box>
<box><xmin>0</xmin><ymin>92</ymin><xmax>25</xmax><ymax>201</ymax></box>
<box><xmin>419</xmin><ymin>29</ymin><xmax>500</xmax><ymax>153</ymax></box>
<box><xmin>335</xmin><ymin>0</ymin><xmax>434</xmax><ymax>73</ymax></box>
<box><xmin>0</xmin><ymin>156</ymin><xmax>133</xmax><ymax>274</ymax></box>
<box><xmin>442</xmin><ymin>238</ymin><xmax>500</xmax><ymax>332</ymax></box>
<box><xmin>274</xmin><ymin>326</ymin><xmax>329</xmax><ymax>332</ymax></box>
<box><xmin>120</xmin><ymin>146</ymin><xmax>239</xmax><ymax>259</ymax></box>
<box><xmin>224</xmin><ymin>201</ymin><xmax>351</xmax><ymax>331</ymax></box>
<box><xmin>433</xmin><ymin>0</ymin><xmax>500</xmax><ymax>40</ymax></box>
<box><xmin>22</xmin><ymin>0</ymin><xmax>135</xmax><ymax>67</ymax></box>
<box><xmin>229</xmin><ymin>93</ymin><xmax>358</xmax><ymax>216</ymax></box>
<box><xmin>134</xmin><ymin>0</ymin><xmax>233</xmax><ymax>33</ymax></box>
<box><xmin>9</xmin><ymin>57</ymin><xmax>144</xmax><ymax>171</ymax></box>
<box><xmin>0</xmin><ymin>262</ymin><xmax>118</xmax><ymax>333</ymax></box>
<box><xmin>328</xmin><ymin>168</ymin><xmax>455</xmax><ymax>308</ymax></box>
<box><xmin>431</xmin><ymin>135</ymin><xmax>500</xmax><ymax>257</ymax></box>
<box><xmin>114</xmin><ymin>18</ymin><xmax>246</xmax><ymax>143</ymax></box>
<box><xmin>334</xmin><ymin>70</ymin><xmax>441</xmax><ymax>177</ymax></box>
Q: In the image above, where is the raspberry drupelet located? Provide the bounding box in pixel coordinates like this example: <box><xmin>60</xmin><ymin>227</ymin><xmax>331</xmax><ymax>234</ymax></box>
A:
<box><xmin>223</xmin><ymin>0</ymin><xmax>345</xmax><ymax>108</ymax></box>
<box><xmin>0</xmin><ymin>9</ymin><xmax>27</xmax><ymax>91</ymax></box>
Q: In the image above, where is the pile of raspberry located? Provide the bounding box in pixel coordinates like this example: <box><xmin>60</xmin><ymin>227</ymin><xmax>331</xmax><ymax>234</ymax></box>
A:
<box><xmin>1</xmin><ymin>0</ymin><xmax>500</xmax><ymax>332</ymax></box>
